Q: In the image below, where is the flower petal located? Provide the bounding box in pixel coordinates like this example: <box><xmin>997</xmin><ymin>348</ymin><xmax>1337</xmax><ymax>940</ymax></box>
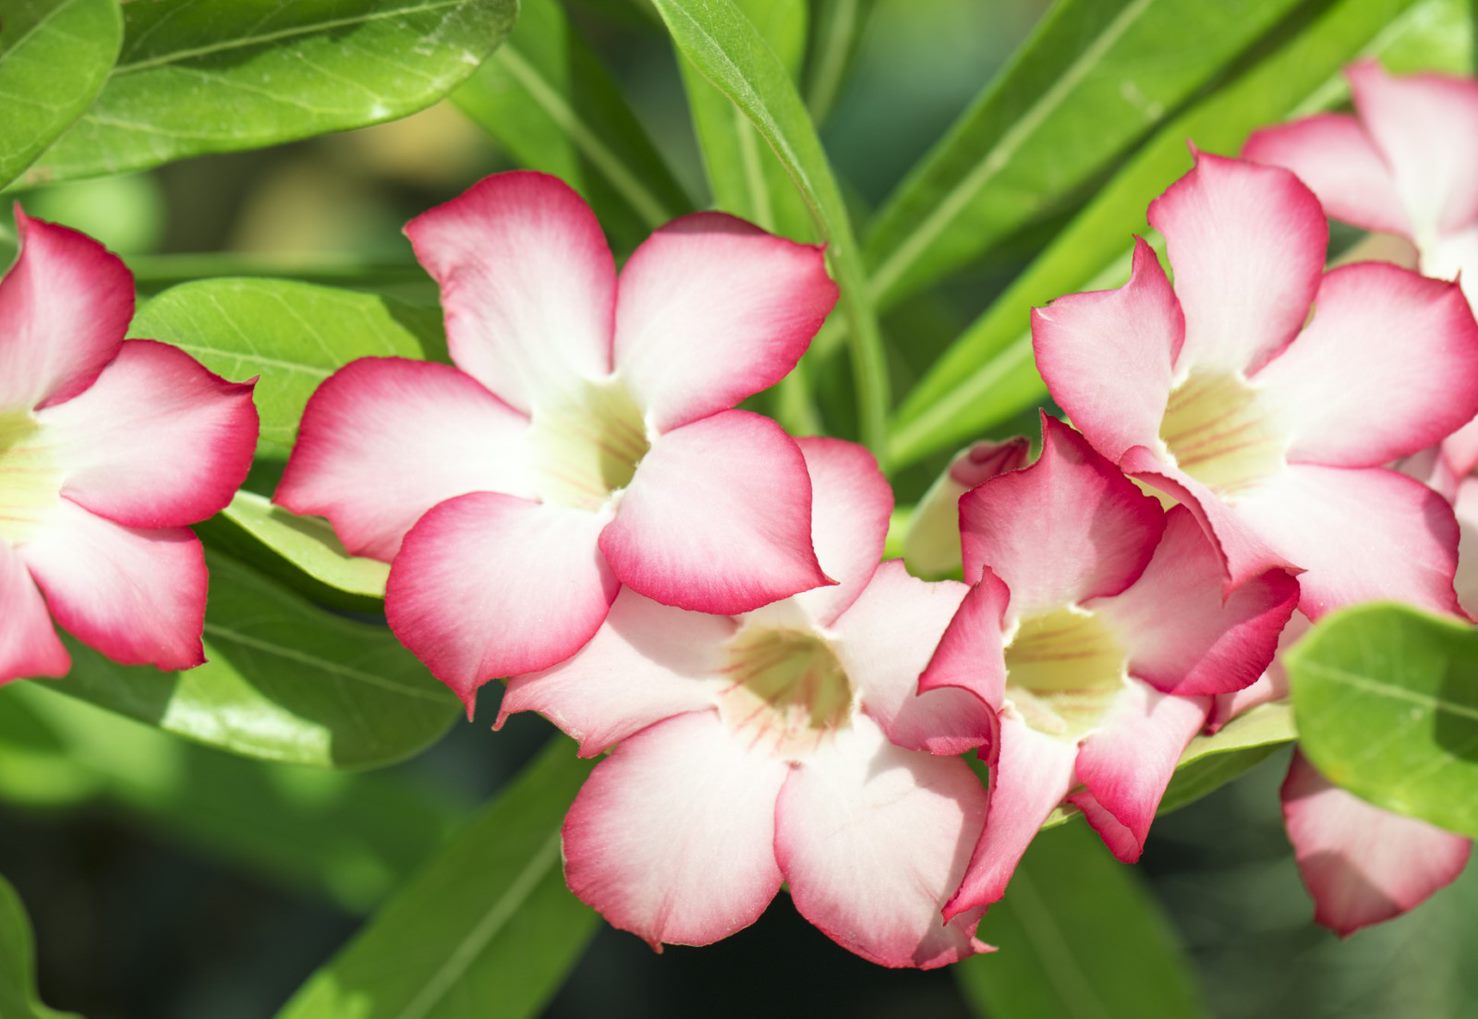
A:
<box><xmin>1242</xmin><ymin>113</ymin><xmax>1410</xmax><ymax>235</ymax></box>
<box><xmin>830</xmin><ymin>561</ymin><xmax>995</xmax><ymax>755</ymax></box>
<box><xmin>944</xmin><ymin>713</ymin><xmax>1077</xmax><ymax>919</ymax></box>
<box><xmin>1093</xmin><ymin>506</ymin><xmax>1299</xmax><ymax>697</ymax></box>
<box><xmin>0</xmin><ymin>209</ymin><xmax>132</xmax><ymax>411</ymax></box>
<box><xmin>601</xmin><ymin>410</ymin><xmax>829</xmax><ymax>614</ymax></box>
<box><xmin>960</xmin><ymin>416</ymin><xmax>1164</xmax><ymax>616</ymax></box>
<box><xmin>19</xmin><ymin>500</ymin><xmax>205</xmax><ymax>670</ymax></box>
<box><xmin>1348</xmin><ymin>60</ymin><xmax>1478</xmax><ymax>238</ymax></box>
<box><xmin>904</xmin><ymin>438</ymin><xmax>1030</xmax><ymax>579</ymax></box>
<box><xmin>775</xmin><ymin>716</ymin><xmax>991</xmax><ymax>968</ymax></box>
<box><xmin>1255</xmin><ymin>264</ymin><xmax>1478</xmax><ymax>469</ymax></box>
<box><xmin>918</xmin><ymin>565</ymin><xmax>1011</xmax><ymax>712</ymax></box>
<box><xmin>1282</xmin><ymin>752</ymin><xmax>1472</xmax><ymax>936</ymax></box>
<box><xmin>403</xmin><ymin>172</ymin><xmax>615</xmax><ymax>412</ymax></box>
<box><xmin>385</xmin><ymin>493</ymin><xmax>617</xmax><ymax>712</ymax></box>
<box><xmin>1207</xmin><ymin>613</ymin><xmax>1307</xmax><ymax>731</ymax></box>
<box><xmin>276</xmin><ymin>357</ymin><xmax>531</xmax><ymax>562</ymax></box>
<box><xmin>1231</xmin><ymin>465</ymin><xmax>1461</xmax><ymax>618</ymax></box>
<box><xmin>499</xmin><ymin>588</ymin><xmax>731</xmax><ymax>756</ymax></box>
<box><xmin>38</xmin><ymin>341</ymin><xmax>257</xmax><ymax>529</ymax></box>
<box><xmin>613</xmin><ymin>213</ymin><xmax>837</xmax><ymax>431</ymax></box>
<box><xmin>1147</xmin><ymin>152</ymin><xmax>1326</xmax><ymax>375</ymax></box>
<box><xmin>562</xmin><ymin>710</ymin><xmax>788</xmax><ymax>948</ymax></box>
<box><xmin>1069</xmin><ymin>681</ymin><xmax>1208</xmax><ymax>862</ymax></box>
<box><xmin>1032</xmin><ymin>237</ymin><xmax>1180</xmax><ymax>461</ymax></box>
<box><xmin>0</xmin><ymin>540</ymin><xmax>68</xmax><ymax>683</ymax></box>
<box><xmin>1452</xmin><ymin>477</ymin><xmax>1478</xmax><ymax>616</ymax></box>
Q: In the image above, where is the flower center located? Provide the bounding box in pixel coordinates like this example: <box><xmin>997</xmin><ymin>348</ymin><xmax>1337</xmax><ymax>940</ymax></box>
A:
<box><xmin>527</xmin><ymin>378</ymin><xmax>651</xmax><ymax>511</ymax></box>
<box><xmin>1158</xmin><ymin>371</ymin><xmax>1285</xmax><ymax>497</ymax></box>
<box><xmin>0</xmin><ymin>412</ymin><xmax>60</xmax><ymax>545</ymax></box>
<box><xmin>1004</xmin><ymin>606</ymin><xmax>1126</xmax><ymax>741</ymax></box>
<box><xmin>717</xmin><ymin>624</ymin><xmax>853</xmax><ymax>758</ymax></box>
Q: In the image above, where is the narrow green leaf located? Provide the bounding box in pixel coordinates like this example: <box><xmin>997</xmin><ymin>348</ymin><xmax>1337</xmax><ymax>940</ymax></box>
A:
<box><xmin>18</xmin><ymin>0</ymin><xmax>517</xmax><ymax>187</ymax></box>
<box><xmin>132</xmin><ymin>278</ymin><xmax>445</xmax><ymax>459</ymax></box>
<box><xmin>212</xmin><ymin>490</ymin><xmax>389</xmax><ymax>603</ymax></box>
<box><xmin>956</xmin><ymin>822</ymin><xmax>1207</xmax><ymax>1019</ymax></box>
<box><xmin>649</xmin><ymin>0</ymin><xmax>890</xmax><ymax>451</ymax></box>
<box><xmin>888</xmin><ymin>0</ymin><xmax>1434</xmax><ymax>469</ymax></box>
<box><xmin>801</xmin><ymin>0</ymin><xmax>874</xmax><ymax>123</ymax></box>
<box><xmin>452</xmin><ymin>0</ymin><xmax>692</xmax><ymax>252</ymax></box>
<box><xmin>280</xmin><ymin>739</ymin><xmax>597</xmax><ymax>1019</ymax></box>
<box><xmin>1159</xmin><ymin>702</ymin><xmax>1295</xmax><ymax>814</ymax></box>
<box><xmin>0</xmin><ymin>0</ymin><xmax>121</xmax><ymax>189</ymax></box>
<box><xmin>37</xmin><ymin>551</ymin><xmax>458</xmax><ymax>769</ymax></box>
<box><xmin>865</xmin><ymin>0</ymin><xmax>1302</xmax><ymax>312</ymax></box>
<box><xmin>0</xmin><ymin>872</ymin><xmax>73</xmax><ymax>1019</ymax></box>
<box><xmin>1288</xmin><ymin>602</ymin><xmax>1478</xmax><ymax>839</ymax></box>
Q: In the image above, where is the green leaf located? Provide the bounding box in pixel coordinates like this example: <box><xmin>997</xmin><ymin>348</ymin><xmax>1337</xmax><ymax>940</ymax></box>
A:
<box><xmin>801</xmin><ymin>0</ymin><xmax>875</xmax><ymax>123</ymax></box>
<box><xmin>280</xmin><ymin>738</ymin><xmax>597</xmax><ymax>1019</ymax></box>
<box><xmin>956</xmin><ymin>821</ymin><xmax>1207</xmax><ymax>1019</ymax></box>
<box><xmin>132</xmin><ymin>278</ymin><xmax>445</xmax><ymax>459</ymax></box>
<box><xmin>0</xmin><ymin>0</ymin><xmax>121</xmax><ymax>189</ymax></box>
<box><xmin>1160</xmin><ymin>702</ymin><xmax>1295</xmax><ymax>814</ymax></box>
<box><xmin>452</xmin><ymin>0</ymin><xmax>692</xmax><ymax>252</ymax></box>
<box><xmin>0</xmin><ymin>872</ymin><xmax>73</xmax><ymax>1019</ymax></box>
<box><xmin>0</xmin><ymin>683</ymin><xmax>461</xmax><ymax>913</ymax></box>
<box><xmin>18</xmin><ymin>0</ymin><xmax>517</xmax><ymax>187</ymax></box>
<box><xmin>38</xmin><ymin>551</ymin><xmax>458</xmax><ymax>769</ymax></box>
<box><xmin>1287</xmin><ymin>602</ymin><xmax>1478</xmax><ymax>839</ymax></box>
<box><xmin>864</xmin><ymin>0</ymin><xmax>1303</xmax><ymax>313</ymax></box>
<box><xmin>888</xmin><ymin>0</ymin><xmax>1432</xmax><ymax>469</ymax></box>
<box><xmin>649</xmin><ymin>0</ymin><xmax>890</xmax><ymax>451</ymax></box>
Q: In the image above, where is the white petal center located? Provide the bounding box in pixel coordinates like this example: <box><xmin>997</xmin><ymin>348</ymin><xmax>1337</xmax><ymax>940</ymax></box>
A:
<box><xmin>1158</xmin><ymin>371</ymin><xmax>1286</xmax><ymax>498</ymax></box>
<box><xmin>0</xmin><ymin>412</ymin><xmax>60</xmax><ymax>544</ymax></box>
<box><xmin>1004</xmin><ymin>605</ymin><xmax>1126</xmax><ymax>741</ymax></box>
<box><xmin>717</xmin><ymin>623</ymin><xmax>854</xmax><ymax>759</ymax></box>
<box><xmin>526</xmin><ymin>378</ymin><xmax>651</xmax><ymax>511</ymax></box>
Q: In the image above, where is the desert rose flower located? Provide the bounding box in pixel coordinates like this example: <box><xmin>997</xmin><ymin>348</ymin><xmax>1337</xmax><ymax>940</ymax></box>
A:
<box><xmin>276</xmin><ymin>172</ymin><xmax>839</xmax><ymax>711</ymax></box>
<box><xmin>0</xmin><ymin>210</ymin><xmax>257</xmax><ymax>682</ymax></box>
<box><xmin>902</xmin><ymin>437</ymin><xmax>1029</xmax><ymax>579</ymax></box>
<box><xmin>499</xmin><ymin>439</ymin><xmax>997</xmax><ymax>968</ymax></box>
<box><xmin>920</xmin><ymin>416</ymin><xmax>1298</xmax><ymax>918</ymax></box>
<box><xmin>1032</xmin><ymin>152</ymin><xmax>1478</xmax><ymax>619</ymax></box>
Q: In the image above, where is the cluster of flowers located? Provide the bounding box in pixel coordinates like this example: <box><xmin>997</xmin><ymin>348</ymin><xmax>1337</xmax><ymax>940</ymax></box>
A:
<box><xmin>1</xmin><ymin>60</ymin><xmax>1474</xmax><ymax>968</ymax></box>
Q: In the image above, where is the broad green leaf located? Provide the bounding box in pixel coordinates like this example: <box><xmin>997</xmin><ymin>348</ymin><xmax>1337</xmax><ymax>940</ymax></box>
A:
<box><xmin>18</xmin><ymin>0</ymin><xmax>517</xmax><ymax>187</ymax></box>
<box><xmin>0</xmin><ymin>686</ymin><xmax>100</xmax><ymax>809</ymax></box>
<box><xmin>1160</xmin><ymin>702</ymin><xmax>1295</xmax><ymax>814</ymax></box>
<box><xmin>1288</xmin><ymin>603</ymin><xmax>1478</xmax><ymax>839</ymax></box>
<box><xmin>132</xmin><ymin>278</ymin><xmax>445</xmax><ymax>458</ymax></box>
<box><xmin>801</xmin><ymin>0</ymin><xmax>875</xmax><ymax>123</ymax></box>
<box><xmin>864</xmin><ymin>0</ymin><xmax>1302</xmax><ymax>313</ymax></box>
<box><xmin>452</xmin><ymin>0</ymin><xmax>692</xmax><ymax>252</ymax></box>
<box><xmin>677</xmin><ymin>0</ymin><xmax>815</xmax><ymax>242</ymax></box>
<box><xmin>888</xmin><ymin>0</ymin><xmax>1433</xmax><ymax>469</ymax></box>
<box><xmin>649</xmin><ymin>0</ymin><xmax>889</xmax><ymax>451</ymax></box>
<box><xmin>280</xmin><ymin>739</ymin><xmax>597</xmax><ymax>1019</ymax></box>
<box><xmin>1</xmin><ymin>683</ymin><xmax>461</xmax><ymax>913</ymax></box>
<box><xmin>0</xmin><ymin>0</ymin><xmax>121</xmax><ymax>189</ymax></box>
<box><xmin>39</xmin><ymin>551</ymin><xmax>458</xmax><ymax>769</ymax></box>
<box><xmin>956</xmin><ymin>822</ymin><xmax>1207</xmax><ymax>1019</ymax></box>
<box><xmin>209</xmin><ymin>490</ymin><xmax>389</xmax><ymax>604</ymax></box>
<box><xmin>0</xmin><ymin>873</ymin><xmax>73</xmax><ymax>1019</ymax></box>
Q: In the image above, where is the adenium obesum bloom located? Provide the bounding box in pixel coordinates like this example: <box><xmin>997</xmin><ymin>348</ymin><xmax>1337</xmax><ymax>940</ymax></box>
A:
<box><xmin>902</xmin><ymin>437</ymin><xmax>1029</xmax><ymax>578</ymax></box>
<box><xmin>0</xmin><ymin>210</ymin><xmax>257</xmax><ymax>682</ymax></box>
<box><xmin>1033</xmin><ymin>151</ymin><xmax>1478</xmax><ymax>619</ymax></box>
<box><xmin>920</xmin><ymin>417</ymin><xmax>1298</xmax><ymax>919</ymax></box>
<box><xmin>275</xmin><ymin>171</ymin><xmax>840</xmax><ymax>711</ymax></box>
<box><xmin>499</xmin><ymin>439</ymin><xmax>998</xmax><ymax>968</ymax></box>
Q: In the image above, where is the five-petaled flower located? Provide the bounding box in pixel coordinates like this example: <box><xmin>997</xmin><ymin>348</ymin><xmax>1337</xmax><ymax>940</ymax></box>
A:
<box><xmin>499</xmin><ymin>439</ymin><xmax>1000</xmax><ymax>968</ymax></box>
<box><xmin>276</xmin><ymin>171</ymin><xmax>840</xmax><ymax>712</ymax></box>
<box><xmin>0</xmin><ymin>210</ymin><xmax>258</xmax><ymax>683</ymax></box>
<box><xmin>920</xmin><ymin>416</ymin><xmax>1298</xmax><ymax>919</ymax></box>
<box><xmin>1032</xmin><ymin>151</ymin><xmax>1478</xmax><ymax>620</ymax></box>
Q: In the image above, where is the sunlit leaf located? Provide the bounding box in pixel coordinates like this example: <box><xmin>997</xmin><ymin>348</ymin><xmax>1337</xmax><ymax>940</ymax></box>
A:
<box><xmin>1288</xmin><ymin>602</ymin><xmax>1478</xmax><ymax>839</ymax></box>
<box><xmin>0</xmin><ymin>872</ymin><xmax>73</xmax><ymax>1019</ymax></box>
<box><xmin>18</xmin><ymin>0</ymin><xmax>517</xmax><ymax>186</ymax></box>
<box><xmin>280</xmin><ymin>739</ymin><xmax>597</xmax><ymax>1019</ymax></box>
<box><xmin>1160</xmin><ymin>702</ymin><xmax>1295</xmax><ymax>814</ymax></box>
<box><xmin>0</xmin><ymin>0</ymin><xmax>121</xmax><ymax>189</ymax></box>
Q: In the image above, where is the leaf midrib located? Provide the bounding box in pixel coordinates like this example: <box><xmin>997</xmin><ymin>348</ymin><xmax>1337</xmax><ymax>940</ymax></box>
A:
<box><xmin>1303</xmin><ymin>661</ymin><xmax>1478</xmax><ymax>724</ymax></box>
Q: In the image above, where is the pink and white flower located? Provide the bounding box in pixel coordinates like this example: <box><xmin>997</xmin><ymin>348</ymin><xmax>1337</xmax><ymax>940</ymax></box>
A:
<box><xmin>275</xmin><ymin>172</ymin><xmax>840</xmax><ymax>711</ymax></box>
<box><xmin>903</xmin><ymin>437</ymin><xmax>1030</xmax><ymax>579</ymax></box>
<box><xmin>0</xmin><ymin>210</ymin><xmax>258</xmax><ymax>682</ymax></box>
<box><xmin>920</xmin><ymin>416</ymin><xmax>1298</xmax><ymax>918</ymax></box>
<box><xmin>1032</xmin><ymin>151</ymin><xmax>1478</xmax><ymax>619</ymax></box>
<box><xmin>499</xmin><ymin>438</ymin><xmax>997</xmax><ymax>968</ymax></box>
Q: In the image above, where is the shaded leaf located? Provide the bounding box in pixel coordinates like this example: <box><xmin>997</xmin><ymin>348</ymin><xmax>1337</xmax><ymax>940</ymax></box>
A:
<box><xmin>801</xmin><ymin>0</ymin><xmax>875</xmax><ymax>123</ymax></box>
<box><xmin>1288</xmin><ymin>602</ymin><xmax>1478</xmax><ymax>839</ymax></box>
<box><xmin>19</xmin><ymin>0</ymin><xmax>517</xmax><ymax>186</ymax></box>
<box><xmin>280</xmin><ymin>738</ymin><xmax>597</xmax><ymax>1019</ymax></box>
<box><xmin>0</xmin><ymin>872</ymin><xmax>73</xmax><ymax>1019</ymax></box>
